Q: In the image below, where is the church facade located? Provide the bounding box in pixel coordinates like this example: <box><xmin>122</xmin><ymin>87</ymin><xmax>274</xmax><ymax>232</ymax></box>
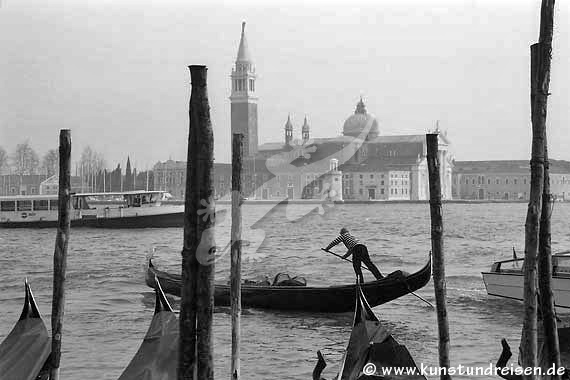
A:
<box><xmin>154</xmin><ymin>22</ymin><xmax>454</xmax><ymax>201</ymax></box>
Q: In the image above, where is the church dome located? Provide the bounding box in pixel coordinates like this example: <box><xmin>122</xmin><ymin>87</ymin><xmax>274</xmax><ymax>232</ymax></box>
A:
<box><xmin>342</xmin><ymin>98</ymin><xmax>379</xmax><ymax>140</ymax></box>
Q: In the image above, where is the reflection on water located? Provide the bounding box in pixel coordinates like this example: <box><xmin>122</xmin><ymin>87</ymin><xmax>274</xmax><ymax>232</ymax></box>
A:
<box><xmin>1</xmin><ymin>202</ymin><xmax>570</xmax><ymax>379</ymax></box>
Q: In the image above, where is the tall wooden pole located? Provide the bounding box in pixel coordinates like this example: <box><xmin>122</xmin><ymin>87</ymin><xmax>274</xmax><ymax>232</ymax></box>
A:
<box><xmin>231</xmin><ymin>133</ymin><xmax>244</xmax><ymax>380</ymax></box>
<box><xmin>520</xmin><ymin>2</ymin><xmax>556</xmax><ymax>378</ymax></box>
<box><xmin>179</xmin><ymin>65</ymin><xmax>215</xmax><ymax>380</ymax></box>
<box><xmin>426</xmin><ymin>133</ymin><xmax>451</xmax><ymax>380</ymax></box>
<box><xmin>49</xmin><ymin>129</ymin><xmax>72</xmax><ymax>380</ymax></box>
<box><xmin>538</xmin><ymin>143</ymin><xmax>561</xmax><ymax>376</ymax></box>
<box><xmin>534</xmin><ymin>0</ymin><xmax>559</xmax><ymax>376</ymax></box>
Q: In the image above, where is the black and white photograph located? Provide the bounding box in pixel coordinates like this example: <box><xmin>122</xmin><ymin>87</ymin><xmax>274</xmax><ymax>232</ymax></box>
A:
<box><xmin>1</xmin><ymin>0</ymin><xmax>570</xmax><ymax>379</ymax></box>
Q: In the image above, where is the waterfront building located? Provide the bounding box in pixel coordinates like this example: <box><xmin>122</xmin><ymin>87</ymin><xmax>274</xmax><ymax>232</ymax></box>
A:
<box><xmin>0</xmin><ymin>174</ymin><xmax>49</xmax><ymax>196</ymax></box>
<box><xmin>254</xmin><ymin>99</ymin><xmax>453</xmax><ymax>201</ymax></box>
<box><xmin>153</xmin><ymin>160</ymin><xmax>188</xmax><ymax>199</ymax></box>
<box><xmin>39</xmin><ymin>175</ymin><xmax>83</xmax><ymax>195</ymax></box>
<box><xmin>153</xmin><ymin>22</ymin><xmax>453</xmax><ymax>201</ymax></box>
<box><xmin>452</xmin><ymin>160</ymin><xmax>570</xmax><ymax>201</ymax></box>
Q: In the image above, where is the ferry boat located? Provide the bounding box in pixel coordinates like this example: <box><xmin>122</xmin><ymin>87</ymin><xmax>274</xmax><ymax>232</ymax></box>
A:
<box><xmin>482</xmin><ymin>250</ymin><xmax>570</xmax><ymax>308</ymax></box>
<box><xmin>0</xmin><ymin>190</ymin><xmax>185</xmax><ymax>228</ymax></box>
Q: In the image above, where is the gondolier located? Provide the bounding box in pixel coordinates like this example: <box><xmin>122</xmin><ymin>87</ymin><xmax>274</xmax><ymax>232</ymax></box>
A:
<box><xmin>324</xmin><ymin>227</ymin><xmax>384</xmax><ymax>282</ymax></box>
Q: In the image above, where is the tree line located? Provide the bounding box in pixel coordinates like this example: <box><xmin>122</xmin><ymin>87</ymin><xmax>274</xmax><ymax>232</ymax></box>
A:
<box><xmin>0</xmin><ymin>141</ymin><xmax>58</xmax><ymax>176</ymax></box>
<box><xmin>0</xmin><ymin>142</ymin><xmax>154</xmax><ymax>191</ymax></box>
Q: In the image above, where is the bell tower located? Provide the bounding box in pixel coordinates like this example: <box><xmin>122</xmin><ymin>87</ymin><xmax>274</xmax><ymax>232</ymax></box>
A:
<box><xmin>230</xmin><ymin>22</ymin><xmax>258</xmax><ymax>157</ymax></box>
<box><xmin>302</xmin><ymin>116</ymin><xmax>310</xmax><ymax>142</ymax></box>
<box><xmin>284</xmin><ymin>115</ymin><xmax>294</xmax><ymax>145</ymax></box>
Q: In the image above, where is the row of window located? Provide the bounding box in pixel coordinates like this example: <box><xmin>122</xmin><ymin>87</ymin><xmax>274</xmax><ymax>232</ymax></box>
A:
<box><xmin>461</xmin><ymin>176</ymin><xmax>570</xmax><ymax>186</ymax></box>
<box><xmin>155</xmin><ymin>172</ymin><xmax>185</xmax><ymax>186</ymax></box>
<box><xmin>232</xmin><ymin>78</ymin><xmax>255</xmax><ymax>92</ymax></box>
<box><xmin>348</xmin><ymin>187</ymin><xmax>409</xmax><ymax>196</ymax></box>
<box><xmin>460</xmin><ymin>177</ymin><xmax>528</xmax><ymax>185</ymax></box>
<box><xmin>0</xmin><ymin>199</ymin><xmax>58</xmax><ymax>212</ymax></box>
<box><xmin>345</xmin><ymin>173</ymin><xmax>410</xmax><ymax>180</ymax></box>
<box><xmin>234</xmin><ymin>64</ymin><xmax>253</xmax><ymax>73</ymax></box>
<box><xmin>1</xmin><ymin>187</ymin><xmax>37</xmax><ymax>195</ymax></box>
<box><xmin>349</xmin><ymin>178</ymin><xmax>409</xmax><ymax>187</ymax></box>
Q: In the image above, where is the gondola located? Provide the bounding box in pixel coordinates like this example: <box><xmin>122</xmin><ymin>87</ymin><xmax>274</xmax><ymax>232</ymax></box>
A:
<box><xmin>146</xmin><ymin>253</ymin><xmax>431</xmax><ymax>313</ymax></box>
<box><xmin>313</xmin><ymin>283</ymin><xmax>427</xmax><ymax>380</ymax></box>
<box><xmin>117</xmin><ymin>276</ymin><xmax>178</xmax><ymax>380</ymax></box>
<box><xmin>0</xmin><ymin>281</ymin><xmax>51</xmax><ymax>380</ymax></box>
<box><xmin>494</xmin><ymin>326</ymin><xmax>570</xmax><ymax>380</ymax></box>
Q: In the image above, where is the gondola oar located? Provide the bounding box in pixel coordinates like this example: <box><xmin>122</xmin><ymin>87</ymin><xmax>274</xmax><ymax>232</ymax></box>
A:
<box><xmin>320</xmin><ymin>248</ymin><xmax>434</xmax><ymax>309</ymax></box>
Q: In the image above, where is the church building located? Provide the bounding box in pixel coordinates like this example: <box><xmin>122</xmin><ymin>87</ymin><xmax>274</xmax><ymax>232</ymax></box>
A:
<box><xmin>229</xmin><ymin>22</ymin><xmax>453</xmax><ymax>201</ymax></box>
<box><xmin>154</xmin><ymin>22</ymin><xmax>454</xmax><ymax>201</ymax></box>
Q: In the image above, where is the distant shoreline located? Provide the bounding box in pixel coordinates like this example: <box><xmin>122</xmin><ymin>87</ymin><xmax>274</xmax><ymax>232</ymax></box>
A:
<box><xmin>163</xmin><ymin>199</ymin><xmax>544</xmax><ymax>205</ymax></box>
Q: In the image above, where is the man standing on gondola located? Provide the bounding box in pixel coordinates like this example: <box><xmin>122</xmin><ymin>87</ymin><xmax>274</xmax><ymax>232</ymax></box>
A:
<box><xmin>324</xmin><ymin>227</ymin><xmax>384</xmax><ymax>283</ymax></box>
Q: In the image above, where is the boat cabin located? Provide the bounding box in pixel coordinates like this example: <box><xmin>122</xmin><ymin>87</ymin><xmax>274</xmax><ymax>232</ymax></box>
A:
<box><xmin>490</xmin><ymin>253</ymin><xmax>570</xmax><ymax>278</ymax></box>
<box><xmin>0</xmin><ymin>195</ymin><xmax>60</xmax><ymax>214</ymax></box>
<box><xmin>73</xmin><ymin>190</ymin><xmax>167</xmax><ymax>209</ymax></box>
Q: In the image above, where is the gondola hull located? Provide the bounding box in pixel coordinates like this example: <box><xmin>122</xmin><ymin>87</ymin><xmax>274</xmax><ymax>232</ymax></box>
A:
<box><xmin>0</xmin><ymin>282</ymin><xmax>51</xmax><ymax>380</ymax></box>
<box><xmin>146</xmin><ymin>255</ymin><xmax>431</xmax><ymax>313</ymax></box>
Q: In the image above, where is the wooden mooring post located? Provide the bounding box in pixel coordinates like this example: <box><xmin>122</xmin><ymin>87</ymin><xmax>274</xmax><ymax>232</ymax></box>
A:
<box><xmin>179</xmin><ymin>65</ymin><xmax>215</xmax><ymax>380</ymax></box>
<box><xmin>426</xmin><ymin>133</ymin><xmax>451</xmax><ymax>380</ymax></box>
<box><xmin>49</xmin><ymin>129</ymin><xmax>72</xmax><ymax>380</ymax></box>
<box><xmin>231</xmin><ymin>133</ymin><xmax>244</xmax><ymax>380</ymax></box>
<box><xmin>531</xmin><ymin>0</ymin><xmax>559</xmax><ymax>378</ymax></box>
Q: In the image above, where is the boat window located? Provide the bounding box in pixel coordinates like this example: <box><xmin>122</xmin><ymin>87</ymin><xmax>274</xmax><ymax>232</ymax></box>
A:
<box><xmin>17</xmin><ymin>200</ymin><xmax>32</xmax><ymax>211</ymax></box>
<box><xmin>50</xmin><ymin>200</ymin><xmax>59</xmax><ymax>210</ymax></box>
<box><xmin>0</xmin><ymin>201</ymin><xmax>16</xmax><ymax>211</ymax></box>
<box><xmin>33</xmin><ymin>200</ymin><xmax>49</xmax><ymax>211</ymax></box>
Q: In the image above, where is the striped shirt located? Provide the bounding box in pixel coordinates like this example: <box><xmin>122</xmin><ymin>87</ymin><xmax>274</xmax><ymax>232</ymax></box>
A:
<box><xmin>325</xmin><ymin>232</ymin><xmax>361</xmax><ymax>251</ymax></box>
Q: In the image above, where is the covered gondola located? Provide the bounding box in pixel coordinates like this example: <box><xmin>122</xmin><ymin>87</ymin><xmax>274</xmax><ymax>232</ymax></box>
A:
<box><xmin>117</xmin><ymin>276</ymin><xmax>178</xmax><ymax>380</ymax></box>
<box><xmin>313</xmin><ymin>283</ymin><xmax>426</xmax><ymax>380</ymax></box>
<box><xmin>146</xmin><ymin>254</ymin><xmax>431</xmax><ymax>313</ymax></box>
<box><xmin>0</xmin><ymin>281</ymin><xmax>51</xmax><ymax>380</ymax></box>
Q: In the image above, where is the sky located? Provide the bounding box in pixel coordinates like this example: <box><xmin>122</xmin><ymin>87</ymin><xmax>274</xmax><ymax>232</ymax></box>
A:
<box><xmin>0</xmin><ymin>0</ymin><xmax>569</xmax><ymax>170</ymax></box>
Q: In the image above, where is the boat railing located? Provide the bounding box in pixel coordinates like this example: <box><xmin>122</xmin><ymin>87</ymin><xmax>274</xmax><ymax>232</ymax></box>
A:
<box><xmin>553</xmin><ymin>255</ymin><xmax>570</xmax><ymax>277</ymax></box>
<box><xmin>491</xmin><ymin>259</ymin><xmax>523</xmax><ymax>273</ymax></box>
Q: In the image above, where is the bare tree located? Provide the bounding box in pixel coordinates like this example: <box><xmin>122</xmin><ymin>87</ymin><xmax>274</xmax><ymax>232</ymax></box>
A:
<box><xmin>80</xmin><ymin>146</ymin><xmax>107</xmax><ymax>191</ymax></box>
<box><xmin>12</xmin><ymin>141</ymin><xmax>40</xmax><ymax>175</ymax></box>
<box><xmin>42</xmin><ymin>149</ymin><xmax>59</xmax><ymax>177</ymax></box>
<box><xmin>0</xmin><ymin>146</ymin><xmax>8</xmax><ymax>173</ymax></box>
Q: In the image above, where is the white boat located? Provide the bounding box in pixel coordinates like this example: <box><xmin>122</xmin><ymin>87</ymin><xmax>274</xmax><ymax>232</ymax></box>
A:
<box><xmin>482</xmin><ymin>251</ymin><xmax>570</xmax><ymax>308</ymax></box>
<box><xmin>0</xmin><ymin>190</ymin><xmax>185</xmax><ymax>228</ymax></box>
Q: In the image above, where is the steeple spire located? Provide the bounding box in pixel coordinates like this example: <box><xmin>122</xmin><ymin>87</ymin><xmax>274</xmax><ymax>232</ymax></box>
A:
<box><xmin>236</xmin><ymin>21</ymin><xmax>252</xmax><ymax>62</ymax></box>
<box><xmin>285</xmin><ymin>114</ymin><xmax>293</xmax><ymax>145</ymax></box>
<box><xmin>302</xmin><ymin>115</ymin><xmax>310</xmax><ymax>142</ymax></box>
